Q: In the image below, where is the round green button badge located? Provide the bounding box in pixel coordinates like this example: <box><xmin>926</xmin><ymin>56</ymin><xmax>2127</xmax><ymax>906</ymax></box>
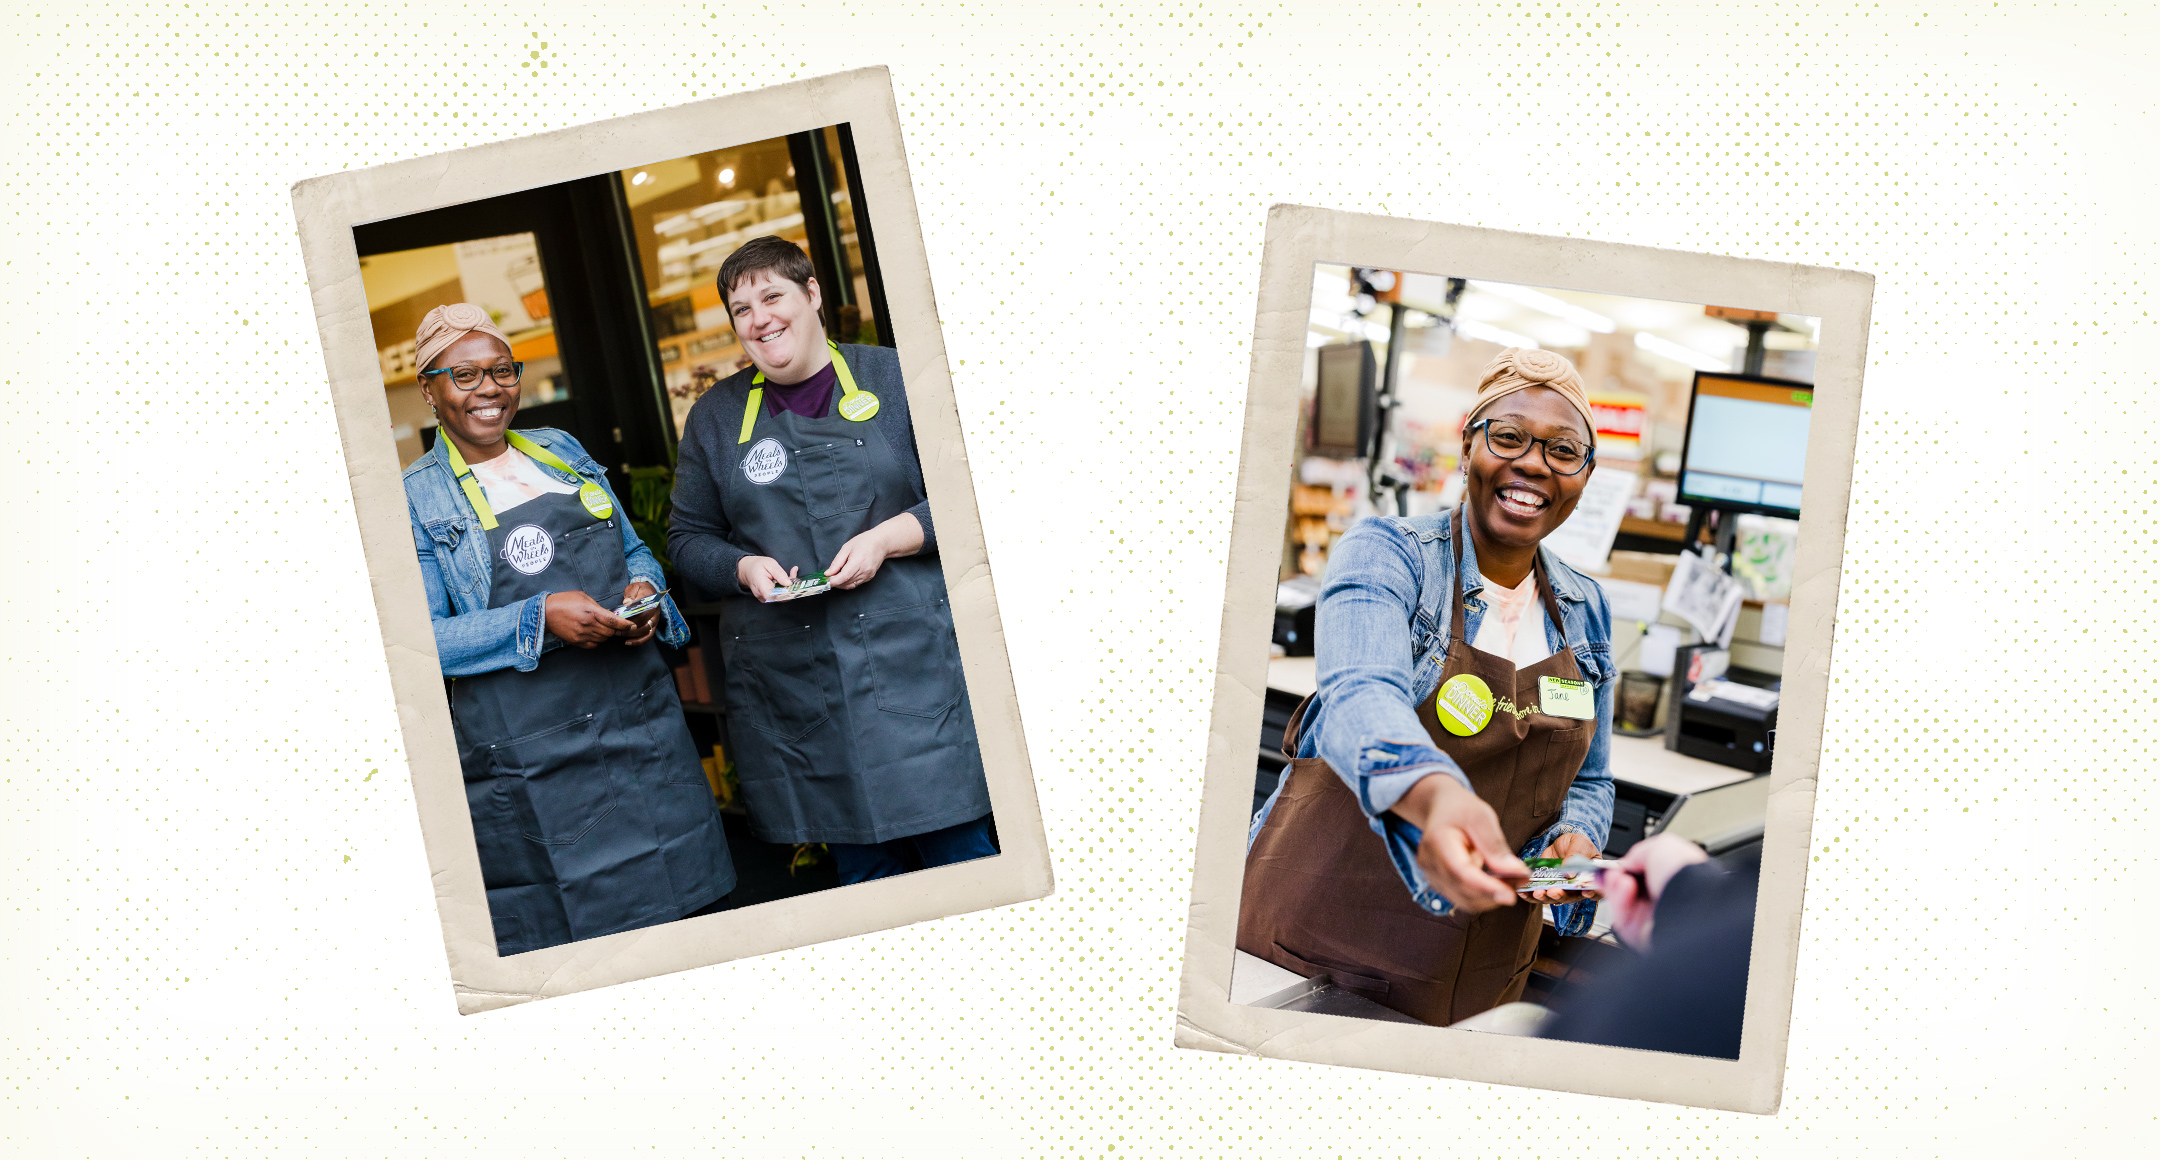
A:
<box><xmin>838</xmin><ymin>391</ymin><xmax>881</xmax><ymax>422</ymax></box>
<box><xmin>578</xmin><ymin>481</ymin><xmax>614</xmax><ymax>520</ymax></box>
<box><xmin>1435</xmin><ymin>673</ymin><xmax>1495</xmax><ymax>737</ymax></box>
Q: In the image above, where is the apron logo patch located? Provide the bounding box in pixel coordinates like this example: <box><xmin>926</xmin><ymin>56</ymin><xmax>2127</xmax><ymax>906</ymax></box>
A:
<box><xmin>742</xmin><ymin>437</ymin><xmax>788</xmax><ymax>485</ymax></box>
<box><xmin>500</xmin><ymin>524</ymin><xmax>555</xmax><ymax>575</ymax></box>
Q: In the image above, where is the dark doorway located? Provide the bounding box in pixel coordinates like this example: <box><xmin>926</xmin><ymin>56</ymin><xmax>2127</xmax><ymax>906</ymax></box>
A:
<box><xmin>354</xmin><ymin>176</ymin><xmax>673</xmax><ymax>477</ymax></box>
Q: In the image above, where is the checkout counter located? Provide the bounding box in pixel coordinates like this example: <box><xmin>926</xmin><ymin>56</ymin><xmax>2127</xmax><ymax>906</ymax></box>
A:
<box><xmin>1234</xmin><ymin>654</ymin><xmax>1770</xmax><ymax>1022</ymax></box>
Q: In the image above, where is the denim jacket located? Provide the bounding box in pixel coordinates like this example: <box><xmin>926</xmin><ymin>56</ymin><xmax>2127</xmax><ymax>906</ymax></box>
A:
<box><xmin>402</xmin><ymin>428</ymin><xmax>689</xmax><ymax>678</ymax></box>
<box><xmin>1250</xmin><ymin>507</ymin><xmax>1617</xmax><ymax>937</ymax></box>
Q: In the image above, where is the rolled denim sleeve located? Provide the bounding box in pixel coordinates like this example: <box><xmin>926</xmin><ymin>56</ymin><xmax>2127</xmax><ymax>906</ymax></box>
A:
<box><xmin>413</xmin><ymin>516</ymin><xmax>553</xmax><ymax>677</ymax></box>
<box><xmin>1309</xmin><ymin>518</ymin><xmax>1473</xmax><ymax>916</ymax></box>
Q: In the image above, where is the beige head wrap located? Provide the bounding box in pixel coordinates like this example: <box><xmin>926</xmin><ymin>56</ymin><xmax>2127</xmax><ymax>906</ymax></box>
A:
<box><xmin>414</xmin><ymin>303</ymin><xmax>513</xmax><ymax>376</ymax></box>
<box><xmin>1466</xmin><ymin>347</ymin><xmax>1595</xmax><ymax>441</ymax></box>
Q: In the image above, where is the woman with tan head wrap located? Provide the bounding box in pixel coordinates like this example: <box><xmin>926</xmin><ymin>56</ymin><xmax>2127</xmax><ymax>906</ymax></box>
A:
<box><xmin>1237</xmin><ymin>347</ymin><xmax>1618</xmax><ymax>1027</ymax></box>
<box><xmin>401</xmin><ymin>302</ymin><xmax>735</xmax><ymax>957</ymax></box>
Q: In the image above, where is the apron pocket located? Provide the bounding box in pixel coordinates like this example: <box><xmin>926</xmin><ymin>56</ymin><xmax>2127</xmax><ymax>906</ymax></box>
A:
<box><xmin>795</xmin><ymin>442</ymin><xmax>875</xmax><ymax>521</ymax></box>
<box><xmin>727</xmin><ymin>624</ymin><xmax>834</xmax><ymax>744</ymax></box>
<box><xmin>488</xmin><ymin>713</ymin><xmax>619</xmax><ymax>846</ymax></box>
<box><xmin>633</xmin><ymin>670</ymin><xmax>713</xmax><ymax>786</ymax></box>
<box><xmin>855</xmin><ymin>599</ymin><xmax>963</xmax><ymax>718</ymax></box>
<box><xmin>1528</xmin><ymin>724</ymin><xmax>1590</xmax><ymax>817</ymax></box>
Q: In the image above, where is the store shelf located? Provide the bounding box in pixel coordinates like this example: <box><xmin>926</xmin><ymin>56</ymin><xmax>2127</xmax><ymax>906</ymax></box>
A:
<box><xmin>1617</xmin><ymin>515</ymin><xmax>1686</xmax><ymax>542</ymax></box>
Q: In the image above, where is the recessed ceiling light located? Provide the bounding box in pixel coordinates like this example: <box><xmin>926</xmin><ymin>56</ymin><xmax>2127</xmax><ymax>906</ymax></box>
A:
<box><xmin>718</xmin><ymin>167</ymin><xmax>735</xmax><ymax>185</ymax></box>
<box><xmin>631</xmin><ymin>171</ymin><xmax>649</xmax><ymax>186</ymax></box>
<box><xmin>1635</xmin><ymin>331</ymin><xmax>1729</xmax><ymax>372</ymax></box>
<box><xmin>1455</xmin><ymin>318</ymin><xmax>1541</xmax><ymax>351</ymax></box>
<box><xmin>1467</xmin><ymin>280</ymin><xmax>1616</xmax><ymax>333</ymax></box>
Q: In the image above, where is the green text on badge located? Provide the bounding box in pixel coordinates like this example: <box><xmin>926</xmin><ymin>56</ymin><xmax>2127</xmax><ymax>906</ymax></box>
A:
<box><xmin>1538</xmin><ymin>675</ymin><xmax>1595</xmax><ymax>720</ymax></box>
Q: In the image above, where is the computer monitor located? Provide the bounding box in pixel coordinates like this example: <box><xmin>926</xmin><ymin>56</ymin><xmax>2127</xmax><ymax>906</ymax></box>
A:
<box><xmin>1310</xmin><ymin>340</ymin><xmax>1377</xmax><ymax>459</ymax></box>
<box><xmin>1676</xmin><ymin>372</ymin><xmax>1813</xmax><ymax>518</ymax></box>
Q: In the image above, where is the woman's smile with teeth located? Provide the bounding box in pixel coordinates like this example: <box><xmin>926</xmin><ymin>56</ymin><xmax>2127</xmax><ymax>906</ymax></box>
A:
<box><xmin>1497</xmin><ymin>486</ymin><xmax>1548</xmax><ymax>516</ymax></box>
<box><xmin>470</xmin><ymin>405</ymin><xmax>503</xmax><ymax>421</ymax></box>
<box><xmin>757</xmin><ymin>328</ymin><xmax>787</xmax><ymax>343</ymax></box>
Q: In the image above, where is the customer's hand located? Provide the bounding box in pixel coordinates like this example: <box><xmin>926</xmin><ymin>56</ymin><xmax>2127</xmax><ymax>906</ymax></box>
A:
<box><xmin>826</xmin><ymin>513</ymin><xmax>924</xmax><ymax>590</ymax></box>
<box><xmin>619</xmin><ymin>581</ymin><xmax>661</xmax><ymax>647</ymax></box>
<box><xmin>1394</xmin><ymin>773</ymin><xmax>1529</xmax><ymax>915</ymax></box>
<box><xmin>1601</xmin><ymin>833</ymin><xmax>1710</xmax><ymax>951</ymax></box>
<box><xmin>738</xmin><ymin>556</ymin><xmax>798</xmax><ymax>602</ymax></box>
<box><xmin>1527</xmin><ymin>831</ymin><xmax>1606</xmax><ymax>904</ymax></box>
<box><xmin>544</xmin><ymin>591</ymin><xmax>635</xmax><ymax>648</ymax></box>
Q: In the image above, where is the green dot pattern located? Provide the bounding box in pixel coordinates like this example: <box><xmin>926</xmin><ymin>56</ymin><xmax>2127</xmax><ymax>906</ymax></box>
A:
<box><xmin>4</xmin><ymin>0</ymin><xmax>2156</xmax><ymax>1155</ymax></box>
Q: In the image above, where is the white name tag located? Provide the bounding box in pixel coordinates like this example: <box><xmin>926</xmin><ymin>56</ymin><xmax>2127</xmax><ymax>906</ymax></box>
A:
<box><xmin>1537</xmin><ymin>675</ymin><xmax>1595</xmax><ymax>720</ymax></box>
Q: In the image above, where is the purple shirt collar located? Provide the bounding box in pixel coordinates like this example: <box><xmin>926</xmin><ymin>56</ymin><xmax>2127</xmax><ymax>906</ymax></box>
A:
<box><xmin>762</xmin><ymin>360</ymin><xmax>838</xmax><ymax>419</ymax></box>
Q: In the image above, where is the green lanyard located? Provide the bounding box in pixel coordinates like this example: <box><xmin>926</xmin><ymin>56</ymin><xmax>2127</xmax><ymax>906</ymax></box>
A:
<box><xmin>737</xmin><ymin>341</ymin><xmax>881</xmax><ymax>444</ymax></box>
<box><xmin>442</xmin><ymin>429</ymin><xmax>613</xmax><ymax>531</ymax></box>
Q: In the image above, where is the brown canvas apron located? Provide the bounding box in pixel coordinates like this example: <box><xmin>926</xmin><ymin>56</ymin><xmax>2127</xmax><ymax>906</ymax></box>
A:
<box><xmin>1238</xmin><ymin>511</ymin><xmax>1597</xmax><ymax>1026</ymax></box>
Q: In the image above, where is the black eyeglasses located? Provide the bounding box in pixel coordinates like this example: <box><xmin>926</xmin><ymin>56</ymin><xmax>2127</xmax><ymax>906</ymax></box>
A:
<box><xmin>421</xmin><ymin>361</ymin><xmax>524</xmax><ymax>391</ymax></box>
<box><xmin>1472</xmin><ymin>419</ymin><xmax>1595</xmax><ymax>476</ymax></box>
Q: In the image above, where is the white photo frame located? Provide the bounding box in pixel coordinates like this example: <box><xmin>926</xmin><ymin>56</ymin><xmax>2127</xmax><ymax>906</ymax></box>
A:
<box><xmin>292</xmin><ymin>67</ymin><xmax>1051</xmax><ymax>1014</ymax></box>
<box><xmin>1174</xmin><ymin>205</ymin><xmax>1873</xmax><ymax>1113</ymax></box>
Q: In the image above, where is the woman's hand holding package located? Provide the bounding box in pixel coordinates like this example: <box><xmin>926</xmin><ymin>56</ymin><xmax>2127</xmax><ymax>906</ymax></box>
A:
<box><xmin>619</xmin><ymin>581</ymin><xmax>661</xmax><ymax>647</ymax></box>
<box><xmin>1528</xmin><ymin>831</ymin><xmax>1606</xmax><ymax>904</ymax></box>
<box><xmin>1602</xmin><ymin>833</ymin><xmax>1710</xmax><ymax>950</ymax></box>
<box><xmin>826</xmin><ymin>512</ymin><xmax>924</xmax><ymax>591</ymax></box>
<box><xmin>738</xmin><ymin>556</ymin><xmax>799</xmax><ymax>602</ymax></box>
<box><xmin>1396</xmin><ymin>773</ymin><xmax>1530</xmax><ymax>914</ymax></box>
<box><xmin>544</xmin><ymin>590</ymin><xmax>635</xmax><ymax>648</ymax></box>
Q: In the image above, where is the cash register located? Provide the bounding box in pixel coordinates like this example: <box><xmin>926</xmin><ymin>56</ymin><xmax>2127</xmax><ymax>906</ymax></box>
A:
<box><xmin>1666</xmin><ymin>642</ymin><xmax>1779</xmax><ymax>775</ymax></box>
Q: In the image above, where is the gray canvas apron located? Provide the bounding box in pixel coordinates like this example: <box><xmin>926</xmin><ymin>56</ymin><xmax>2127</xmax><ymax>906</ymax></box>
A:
<box><xmin>719</xmin><ymin>380</ymin><xmax>990</xmax><ymax>845</ymax></box>
<box><xmin>450</xmin><ymin>479</ymin><xmax>734</xmax><ymax>957</ymax></box>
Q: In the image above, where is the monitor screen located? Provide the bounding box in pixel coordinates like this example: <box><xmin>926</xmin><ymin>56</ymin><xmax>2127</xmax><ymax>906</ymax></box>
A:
<box><xmin>1310</xmin><ymin>341</ymin><xmax>1375</xmax><ymax>458</ymax></box>
<box><xmin>1677</xmin><ymin>373</ymin><xmax>1813</xmax><ymax>517</ymax></box>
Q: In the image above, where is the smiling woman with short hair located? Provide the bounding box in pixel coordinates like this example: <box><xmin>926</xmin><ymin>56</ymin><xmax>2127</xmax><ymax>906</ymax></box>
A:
<box><xmin>401</xmin><ymin>302</ymin><xmax>735</xmax><ymax>957</ymax></box>
<box><xmin>668</xmin><ymin>236</ymin><xmax>996</xmax><ymax>885</ymax></box>
<box><xmin>1238</xmin><ymin>347</ymin><xmax>1618</xmax><ymax>1028</ymax></box>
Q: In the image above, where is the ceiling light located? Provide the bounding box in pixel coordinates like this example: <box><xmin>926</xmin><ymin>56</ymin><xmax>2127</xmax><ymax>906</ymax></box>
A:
<box><xmin>718</xmin><ymin>167</ymin><xmax>735</xmax><ymax>186</ymax></box>
<box><xmin>1455</xmin><ymin>318</ymin><xmax>1541</xmax><ymax>350</ymax></box>
<box><xmin>1635</xmin><ymin>331</ymin><xmax>1730</xmax><ymax>372</ymax></box>
<box><xmin>631</xmin><ymin>171</ymin><xmax>650</xmax><ymax>186</ymax></box>
<box><xmin>1466</xmin><ymin>280</ymin><xmax>1616</xmax><ymax>333</ymax></box>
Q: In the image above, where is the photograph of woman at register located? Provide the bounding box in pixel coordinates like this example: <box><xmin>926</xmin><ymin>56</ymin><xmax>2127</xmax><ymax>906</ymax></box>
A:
<box><xmin>1232</xmin><ymin>267</ymin><xmax>1819</xmax><ymax>1058</ymax></box>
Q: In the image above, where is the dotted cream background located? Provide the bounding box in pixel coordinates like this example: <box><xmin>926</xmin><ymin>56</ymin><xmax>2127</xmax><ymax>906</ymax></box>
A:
<box><xmin>4</xmin><ymin>1</ymin><xmax>2156</xmax><ymax>1155</ymax></box>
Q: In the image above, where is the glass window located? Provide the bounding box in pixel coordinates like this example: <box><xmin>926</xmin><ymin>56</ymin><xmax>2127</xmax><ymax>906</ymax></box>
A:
<box><xmin>621</xmin><ymin>137</ymin><xmax>808</xmax><ymax>438</ymax></box>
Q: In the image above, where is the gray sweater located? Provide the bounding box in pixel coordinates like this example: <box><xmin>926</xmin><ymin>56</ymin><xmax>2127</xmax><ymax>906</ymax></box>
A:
<box><xmin>667</xmin><ymin>342</ymin><xmax>936</xmax><ymax>600</ymax></box>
